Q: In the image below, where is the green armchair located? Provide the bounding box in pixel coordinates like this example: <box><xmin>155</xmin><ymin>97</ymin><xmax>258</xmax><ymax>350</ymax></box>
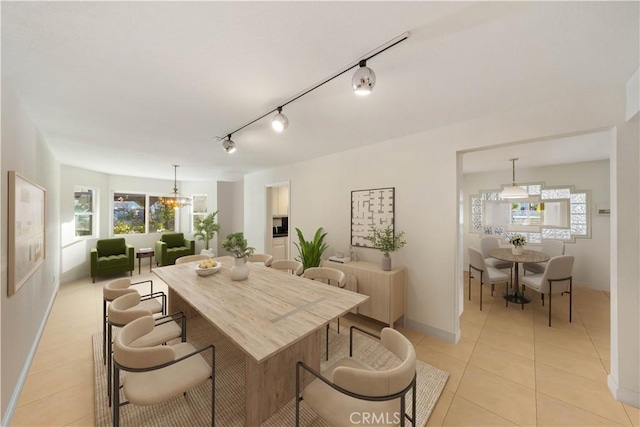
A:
<box><xmin>155</xmin><ymin>233</ymin><xmax>195</xmax><ymax>266</ymax></box>
<box><xmin>91</xmin><ymin>238</ymin><xmax>134</xmax><ymax>283</ymax></box>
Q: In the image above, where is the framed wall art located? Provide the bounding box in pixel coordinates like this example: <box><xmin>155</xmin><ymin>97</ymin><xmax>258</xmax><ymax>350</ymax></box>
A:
<box><xmin>8</xmin><ymin>171</ymin><xmax>47</xmax><ymax>296</ymax></box>
<box><xmin>351</xmin><ymin>187</ymin><xmax>395</xmax><ymax>247</ymax></box>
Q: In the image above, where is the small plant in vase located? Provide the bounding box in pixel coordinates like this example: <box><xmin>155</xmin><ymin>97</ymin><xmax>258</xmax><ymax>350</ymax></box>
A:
<box><xmin>193</xmin><ymin>211</ymin><xmax>220</xmax><ymax>257</ymax></box>
<box><xmin>222</xmin><ymin>232</ymin><xmax>255</xmax><ymax>281</ymax></box>
<box><xmin>508</xmin><ymin>233</ymin><xmax>527</xmax><ymax>255</ymax></box>
<box><xmin>365</xmin><ymin>225</ymin><xmax>406</xmax><ymax>271</ymax></box>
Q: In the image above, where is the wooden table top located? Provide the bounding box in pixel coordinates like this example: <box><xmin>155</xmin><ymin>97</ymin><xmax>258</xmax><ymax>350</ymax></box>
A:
<box><xmin>489</xmin><ymin>248</ymin><xmax>550</xmax><ymax>263</ymax></box>
<box><xmin>153</xmin><ymin>256</ymin><xmax>369</xmax><ymax>363</ymax></box>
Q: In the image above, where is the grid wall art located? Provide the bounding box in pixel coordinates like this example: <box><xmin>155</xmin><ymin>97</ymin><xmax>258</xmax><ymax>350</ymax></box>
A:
<box><xmin>351</xmin><ymin>187</ymin><xmax>395</xmax><ymax>248</ymax></box>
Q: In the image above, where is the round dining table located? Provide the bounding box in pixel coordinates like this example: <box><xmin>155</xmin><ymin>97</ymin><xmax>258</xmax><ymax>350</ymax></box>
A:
<box><xmin>488</xmin><ymin>248</ymin><xmax>550</xmax><ymax>304</ymax></box>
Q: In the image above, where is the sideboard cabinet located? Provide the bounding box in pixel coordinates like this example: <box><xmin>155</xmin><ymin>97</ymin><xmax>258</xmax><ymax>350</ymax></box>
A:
<box><xmin>322</xmin><ymin>260</ymin><xmax>406</xmax><ymax>328</ymax></box>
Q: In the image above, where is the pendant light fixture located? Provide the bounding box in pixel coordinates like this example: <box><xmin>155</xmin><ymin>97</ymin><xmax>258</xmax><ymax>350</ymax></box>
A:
<box><xmin>158</xmin><ymin>165</ymin><xmax>191</xmax><ymax>209</ymax></box>
<box><xmin>271</xmin><ymin>107</ymin><xmax>289</xmax><ymax>132</ymax></box>
<box><xmin>222</xmin><ymin>135</ymin><xmax>236</xmax><ymax>153</ymax></box>
<box><xmin>500</xmin><ymin>158</ymin><xmax>529</xmax><ymax>199</ymax></box>
<box><xmin>352</xmin><ymin>59</ymin><xmax>376</xmax><ymax>95</ymax></box>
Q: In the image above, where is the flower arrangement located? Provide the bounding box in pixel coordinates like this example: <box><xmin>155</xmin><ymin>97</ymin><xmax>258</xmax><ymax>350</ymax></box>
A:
<box><xmin>508</xmin><ymin>234</ymin><xmax>527</xmax><ymax>247</ymax></box>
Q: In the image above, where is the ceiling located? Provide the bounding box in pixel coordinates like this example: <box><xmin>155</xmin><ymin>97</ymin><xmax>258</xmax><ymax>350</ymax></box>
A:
<box><xmin>2</xmin><ymin>2</ymin><xmax>638</xmax><ymax>181</ymax></box>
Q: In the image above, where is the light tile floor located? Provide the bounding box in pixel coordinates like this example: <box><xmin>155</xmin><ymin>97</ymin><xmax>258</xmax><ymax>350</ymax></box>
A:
<box><xmin>9</xmin><ymin>267</ymin><xmax>640</xmax><ymax>426</ymax></box>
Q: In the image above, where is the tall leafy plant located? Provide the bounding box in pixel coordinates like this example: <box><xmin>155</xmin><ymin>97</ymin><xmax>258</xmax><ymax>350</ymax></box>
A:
<box><xmin>193</xmin><ymin>211</ymin><xmax>220</xmax><ymax>250</ymax></box>
<box><xmin>294</xmin><ymin>227</ymin><xmax>328</xmax><ymax>271</ymax></box>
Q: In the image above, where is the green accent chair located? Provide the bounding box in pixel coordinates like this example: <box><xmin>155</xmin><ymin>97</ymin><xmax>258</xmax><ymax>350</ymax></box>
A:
<box><xmin>155</xmin><ymin>233</ymin><xmax>195</xmax><ymax>266</ymax></box>
<box><xmin>91</xmin><ymin>238</ymin><xmax>135</xmax><ymax>283</ymax></box>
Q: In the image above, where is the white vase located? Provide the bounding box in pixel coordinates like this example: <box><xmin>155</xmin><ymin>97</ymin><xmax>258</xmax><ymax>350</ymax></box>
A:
<box><xmin>200</xmin><ymin>249</ymin><xmax>215</xmax><ymax>257</ymax></box>
<box><xmin>230</xmin><ymin>257</ymin><xmax>249</xmax><ymax>281</ymax></box>
<box><xmin>381</xmin><ymin>254</ymin><xmax>392</xmax><ymax>271</ymax></box>
<box><xmin>512</xmin><ymin>246</ymin><xmax>523</xmax><ymax>255</ymax></box>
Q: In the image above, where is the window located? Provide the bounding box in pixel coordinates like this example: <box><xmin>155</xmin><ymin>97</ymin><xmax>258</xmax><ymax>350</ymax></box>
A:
<box><xmin>149</xmin><ymin>196</ymin><xmax>175</xmax><ymax>233</ymax></box>
<box><xmin>113</xmin><ymin>193</ymin><xmax>146</xmax><ymax>234</ymax></box>
<box><xmin>74</xmin><ymin>186</ymin><xmax>97</xmax><ymax>237</ymax></box>
<box><xmin>191</xmin><ymin>194</ymin><xmax>208</xmax><ymax>233</ymax></box>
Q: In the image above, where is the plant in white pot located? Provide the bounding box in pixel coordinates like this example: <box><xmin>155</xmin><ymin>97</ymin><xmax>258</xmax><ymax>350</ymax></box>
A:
<box><xmin>366</xmin><ymin>225</ymin><xmax>406</xmax><ymax>271</ymax></box>
<box><xmin>221</xmin><ymin>232</ymin><xmax>255</xmax><ymax>281</ymax></box>
<box><xmin>193</xmin><ymin>211</ymin><xmax>220</xmax><ymax>257</ymax></box>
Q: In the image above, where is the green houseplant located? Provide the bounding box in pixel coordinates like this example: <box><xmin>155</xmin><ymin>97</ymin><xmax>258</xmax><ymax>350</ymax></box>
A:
<box><xmin>193</xmin><ymin>211</ymin><xmax>220</xmax><ymax>253</ymax></box>
<box><xmin>222</xmin><ymin>232</ymin><xmax>255</xmax><ymax>281</ymax></box>
<box><xmin>366</xmin><ymin>225</ymin><xmax>406</xmax><ymax>271</ymax></box>
<box><xmin>294</xmin><ymin>227</ymin><xmax>328</xmax><ymax>271</ymax></box>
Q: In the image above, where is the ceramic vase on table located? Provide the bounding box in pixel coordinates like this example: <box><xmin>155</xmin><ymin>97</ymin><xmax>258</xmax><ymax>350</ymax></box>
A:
<box><xmin>381</xmin><ymin>254</ymin><xmax>392</xmax><ymax>271</ymax></box>
<box><xmin>230</xmin><ymin>257</ymin><xmax>249</xmax><ymax>281</ymax></box>
<box><xmin>512</xmin><ymin>246</ymin><xmax>523</xmax><ymax>255</ymax></box>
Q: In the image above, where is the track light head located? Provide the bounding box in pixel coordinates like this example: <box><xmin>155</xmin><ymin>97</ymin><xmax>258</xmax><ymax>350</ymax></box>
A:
<box><xmin>222</xmin><ymin>135</ymin><xmax>236</xmax><ymax>154</ymax></box>
<box><xmin>271</xmin><ymin>107</ymin><xmax>289</xmax><ymax>132</ymax></box>
<box><xmin>352</xmin><ymin>59</ymin><xmax>376</xmax><ymax>96</ymax></box>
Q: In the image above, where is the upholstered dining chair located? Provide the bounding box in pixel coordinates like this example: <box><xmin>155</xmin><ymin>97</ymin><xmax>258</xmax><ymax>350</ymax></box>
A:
<box><xmin>106</xmin><ymin>292</ymin><xmax>186</xmax><ymax>406</ymax></box>
<box><xmin>175</xmin><ymin>254</ymin><xmax>211</xmax><ymax>265</ymax></box>
<box><xmin>112</xmin><ymin>316</ymin><xmax>215</xmax><ymax>427</ymax></box>
<box><xmin>271</xmin><ymin>259</ymin><xmax>303</xmax><ymax>276</ymax></box>
<box><xmin>480</xmin><ymin>236</ymin><xmax>513</xmax><ymax>279</ymax></box>
<box><xmin>248</xmin><ymin>253</ymin><xmax>273</xmax><ymax>267</ymax></box>
<box><xmin>296</xmin><ymin>326</ymin><xmax>416</xmax><ymax>427</ymax></box>
<box><xmin>303</xmin><ymin>267</ymin><xmax>346</xmax><ymax>360</ymax></box>
<box><xmin>521</xmin><ymin>255</ymin><xmax>574</xmax><ymax>326</ymax></box>
<box><xmin>102</xmin><ymin>278</ymin><xmax>166</xmax><ymax>364</ymax></box>
<box><xmin>523</xmin><ymin>240</ymin><xmax>565</xmax><ymax>275</ymax></box>
<box><xmin>468</xmin><ymin>247</ymin><xmax>511</xmax><ymax>311</ymax></box>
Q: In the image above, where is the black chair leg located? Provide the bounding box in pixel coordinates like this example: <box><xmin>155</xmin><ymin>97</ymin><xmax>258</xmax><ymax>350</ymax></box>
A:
<box><xmin>326</xmin><ymin>324</ymin><xmax>329</xmax><ymax>361</ymax></box>
<box><xmin>548</xmin><ymin>283</ymin><xmax>553</xmax><ymax>327</ymax></box>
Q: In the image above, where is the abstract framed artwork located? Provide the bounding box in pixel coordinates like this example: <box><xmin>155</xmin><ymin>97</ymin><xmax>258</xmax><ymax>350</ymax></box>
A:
<box><xmin>8</xmin><ymin>171</ymin><xmax>47</xmax><ymax>296</ymax></box>
<box><xmin>351</xmin><ymin>187</ymin><xmax>395</xmax><ymax>248</ymax></box>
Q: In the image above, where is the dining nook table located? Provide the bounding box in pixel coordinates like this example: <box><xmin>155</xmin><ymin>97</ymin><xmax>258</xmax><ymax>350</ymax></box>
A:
<box><xmin>488</xmin><ymin>248</ymin><xmax>550</xmax><ymax>305</ymax></box>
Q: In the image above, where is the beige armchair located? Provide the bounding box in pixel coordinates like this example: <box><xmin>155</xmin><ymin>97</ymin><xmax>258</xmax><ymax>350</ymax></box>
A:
<box><xmin>468</xmin><ymin>247</ymin><xmax>511</xmax><ymax>311</ymax></box>
<box><xmin>523</xmin><ymin>240</ymin><xmax>565</xmax><ymax>275</ymax></box>
<box><xmin>175</xmin><ymin>254</ymin><xmax>211</xmax><ymax>265</ymax></box>
<box><xmin>296</xmin><ymin>326</ymin><xmax>416</xmax><ymax>427</ymax></box>
<box><xmin>521</xmin><ymin>255</ymin><xmax>574</xmax><ymax>326</ymax></box>
<box><xmin>113</xmin><ymin>316</ymin><xmax>214</xmax><ymax>427</ymax></box>
<box><xmin>271</xmin><ymin>259</ymin><xmax>303</xmax><ymax>275</ymax></box>
<box><xmin>248</xmin><ymin>253</ymin><xmax>273</xmax><ymax>267</ymax></box>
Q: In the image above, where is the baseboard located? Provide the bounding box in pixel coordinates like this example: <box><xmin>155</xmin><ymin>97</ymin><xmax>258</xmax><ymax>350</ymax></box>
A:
<box><xmin>406</xmin><ymin>319</ymin><xmax>460</xmax><ymax>344</ymax></box>
<box><xmin>1</xmin><ymin>282</ymin><xmax>59</xmax><ymax>426</ymax></box>
<box><xmin>608</xmin><ymin>374</ymin><xmax>640</xmax><ymax>407</ymax></box>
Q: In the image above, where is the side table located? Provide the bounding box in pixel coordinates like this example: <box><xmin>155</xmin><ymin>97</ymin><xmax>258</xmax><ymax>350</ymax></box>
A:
<box><xmin>136</xmin><ymin>250</ymin><xmax>155</xmax><ymax>274</ymax></box>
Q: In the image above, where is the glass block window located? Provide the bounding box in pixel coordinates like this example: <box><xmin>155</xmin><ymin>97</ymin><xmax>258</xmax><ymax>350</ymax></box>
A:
<box><xmin>74</xmin><ymin>186</ymin><xmax>97</xmax><ymax>238</ymax></box>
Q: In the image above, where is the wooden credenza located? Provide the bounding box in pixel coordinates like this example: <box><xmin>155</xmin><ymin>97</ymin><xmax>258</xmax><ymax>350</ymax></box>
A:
<box><xmin>322</xmin><ymin>260</ymin><xmax>406</xmax><ymax>328</ymax></box>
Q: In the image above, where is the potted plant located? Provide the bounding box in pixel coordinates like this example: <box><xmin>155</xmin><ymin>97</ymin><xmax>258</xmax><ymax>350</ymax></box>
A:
<box><xmin>293</xmin><ymin>227</ymin><xmax>328</xmax><ymax>271</ymax></box>
<box><xmin>508</xmin><ymin>233</ymin><xmax>527</xmax><ymax>255</ymax></box>
<box><xmin>222</xmin><ymin>232</ymin><xmax>255</xmax><ymax>281</ymax></box>
<box><xmin>366</xmin><ymin>225</ymin><xmax>406</xmax><ymax>271</ymax></box>
<box><xmin>193</xmin><ymin>211</ymin><xmax>220</xmax><ymax>257</ymax></box>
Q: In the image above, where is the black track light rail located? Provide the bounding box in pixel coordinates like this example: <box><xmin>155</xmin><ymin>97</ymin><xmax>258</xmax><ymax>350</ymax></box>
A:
<box><xmin>218</xmin><ymin>32</ymin><xmax>410</xmax><ymax>141</ymax></box>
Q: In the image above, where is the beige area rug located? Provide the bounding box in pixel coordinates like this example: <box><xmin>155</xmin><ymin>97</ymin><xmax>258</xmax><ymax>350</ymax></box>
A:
<box><xmin>93</xmin><ymin>317</ymin><xmax>448</xmax><ymax>426</ymax></box>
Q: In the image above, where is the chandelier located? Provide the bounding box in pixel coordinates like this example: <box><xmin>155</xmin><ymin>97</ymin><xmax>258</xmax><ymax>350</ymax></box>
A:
<box><xmin>158</xmin><ymin>165</ymin><xmax>191</xmax><ymax>209</ymax></box>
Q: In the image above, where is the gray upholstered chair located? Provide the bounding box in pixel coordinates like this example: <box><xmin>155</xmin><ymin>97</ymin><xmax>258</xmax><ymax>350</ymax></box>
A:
<box><xmin>480</xmin><ymin>236</ymin><xmax>513</xmax><ymax>279</ymax></box>
<box><xmin>102</xmin><ymin>278</ymin><xmax>165</xmax><ymax>364</ymax></box>
<box><xmin>523</xmin><ymin>240</ymin><xmax>565</xmax><ymax>275</ymax></box>
<box><xmin>468</xmin><ymin>247</ymin><xmax>511</xmax><ymax>311</ymax></box>
<box><xmin>106</xmin><ymin>293</ymin><xmax>185</xmax><ymax>406</ymax></box>
<box><xmin>271</xmin><ymin>259</ymin><xmax>303</xmax><ymax>276</ymax></box>
<box><xmin>248</xmin><ymin>253</ymin><xmax>273</xmax><ymax>267</ymax></box>
<box><xmin>303</xmin><ymin>267</ymin><xmax>347</xmax><ymax>360</ymax></box>
<box><xmin>296</xmin><ymin>326</ymin><xmax>416</xmax><ymax>427</ymax></box>
<box><xmin>175</xmin><ymin>254</ymin><xmax>211</xmax><ymax>265</ymax></box>
<box><xmin>521</xmin><ymin>255</ymin><xmax>574</xmax><ymax>326</ymax></box>
<box><xmin>112</xmin><ymin>315</ymin><xmax>214</xmax><ymax>427</ymax></box>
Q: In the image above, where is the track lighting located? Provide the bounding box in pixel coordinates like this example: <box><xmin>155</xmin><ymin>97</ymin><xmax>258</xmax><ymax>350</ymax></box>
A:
<box><xmin>352</xmin><ymin>60</ymin><xmax>376</xmax><ymax>96</ymax></box>
<box><xmin>271</xmin><ymin>107</ymin><xmax>289</xmax><ymax>132</ymax></box>
<box><xmin>222</xmin><ymin>135</ymin><xmax>236</xmax><ymax>153</ymax></box>
<box><xmin>500</xmin><ymin>158</ymin><xmax>529</xmax><ymax>199</ymax></box>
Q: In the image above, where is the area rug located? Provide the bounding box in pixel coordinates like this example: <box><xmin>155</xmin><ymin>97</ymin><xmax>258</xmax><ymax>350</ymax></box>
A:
<box><xmin>93</xmin><ymin>317</ymin><xmax>448</xmax><ymax>426</ymax></box>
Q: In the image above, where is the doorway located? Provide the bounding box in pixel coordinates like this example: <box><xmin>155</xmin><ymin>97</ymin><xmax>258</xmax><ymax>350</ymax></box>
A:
<box><xmin>265</xmin><ymin>182</ymin><xmax>290</xmax><ymax>261</ymax></box>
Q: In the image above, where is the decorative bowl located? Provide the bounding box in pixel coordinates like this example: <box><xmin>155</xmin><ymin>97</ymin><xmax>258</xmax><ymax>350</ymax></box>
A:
<box><xmin>194</xmin><ymin>264</ymin><xmax>221</xmax><ymax>276</ymax></box>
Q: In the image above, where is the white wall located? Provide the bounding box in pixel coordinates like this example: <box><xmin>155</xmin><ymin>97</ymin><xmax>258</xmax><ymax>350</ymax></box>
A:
<box><xmin>1</xmin><ymin>84</ymin><xmax>61</xmax><ymax>423</ymax></box>
<box><xmin>463</xmin><ymin>159</ymin><xmax>611</xmax><ymax>289</ymax></box>
<box><xmin>217</xmin><ymin>180</ymin><xmax>244</xmax><ymax>256</ymax></box>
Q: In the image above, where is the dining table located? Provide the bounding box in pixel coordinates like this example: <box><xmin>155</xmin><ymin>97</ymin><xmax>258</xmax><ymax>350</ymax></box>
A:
<box><xmin>488</xmin><ymin>248</ymin><xmax>550</xmax><ymax>305</ymax></box>
<box><xmin>153</xmin><ymin>256</ymin><xmax>369</xmax><ymax>426</ymax></box>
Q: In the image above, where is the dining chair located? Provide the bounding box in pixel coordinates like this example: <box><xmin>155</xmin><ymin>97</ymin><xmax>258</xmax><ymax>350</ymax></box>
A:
<box><xmin>106</xmin><ymin>292</ymin><xmax>185</xmax><ymax>406</ymax></box>
<box><xmin>271</xmin><ymin>259</ymin><xmax>303</xmax><ymax>275</ymax></box>
<box><xmin>303</xmin><ymin>267</ymin><xmax>346</xmax><ymax>360</ymax></box>
<box><xmin>248</xmin><ymin>253</ymin><xmax>273</xmax><ymax>267</ymax></box>
<box><xmin>468</xmin><ymin>247</ymin><xmax>511</xmax><ymax>311</ymax></box>
<box><xmin>521</xmin><ymin>255</ymin><xmax>574</xmax><ymax>326</ymax></box>
<box><xmin>480</xmin><ymin>236</ymin><xmax>513</xmax><ymax>280</ymax></box>
<box><xmin>296</xmin><ymin>326</ymin><xmax>416</xmax><ymax>427</ymax></box>
<box><xmin>102</xmin><ymin>278</ymin><xmax>165</xmax><ymax>364</ymax></box>
<box><xmin>112</xmin><ymin>316</ymin><xmax>215</xmax><ymax>427</ymax></box>
<box><xmin>523</xmin><ymin>240</ymin><xmax>565</xmax><ymax>275</ymax></box>
<box><xmin>175</xmin><ymin>254</ymin><xmax>211</xmax><ymax>265</ymax></box>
